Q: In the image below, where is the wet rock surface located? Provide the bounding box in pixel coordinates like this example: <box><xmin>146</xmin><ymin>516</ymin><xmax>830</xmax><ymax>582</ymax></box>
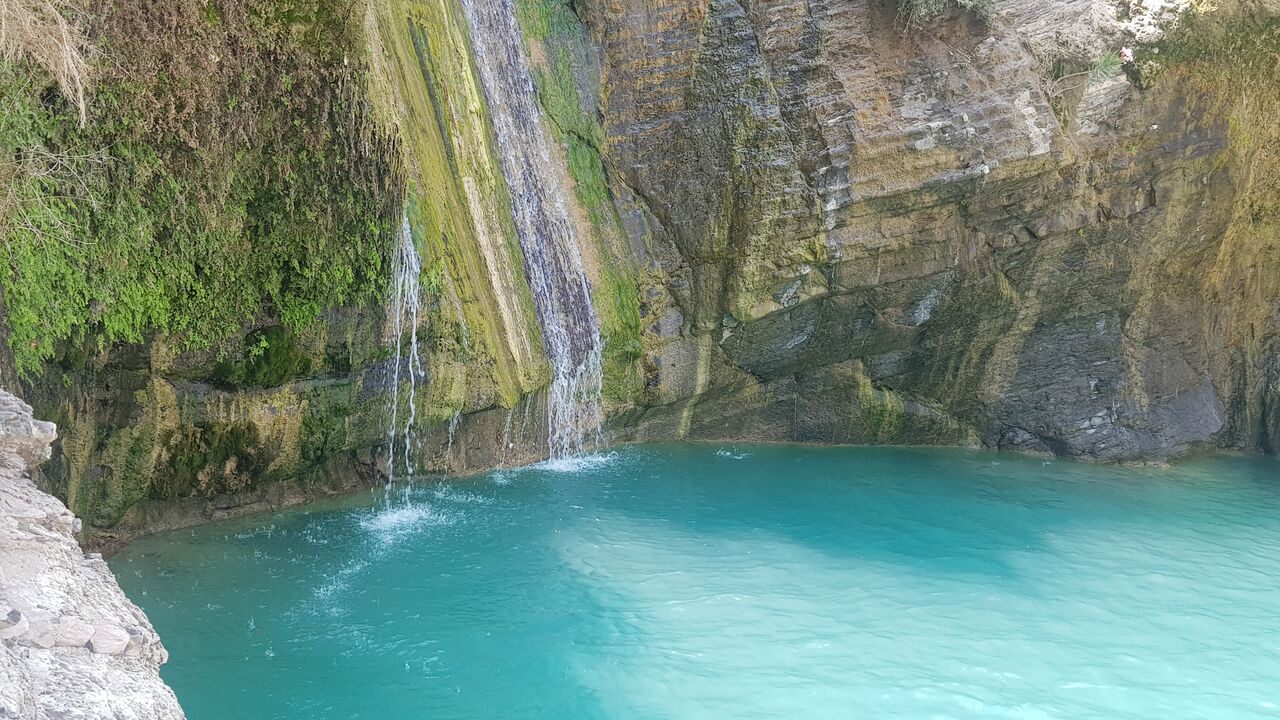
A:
<box><xmin>0</xmin><ymin>390</ymin><xmax>183</xmax><ymax>719</ymax></box>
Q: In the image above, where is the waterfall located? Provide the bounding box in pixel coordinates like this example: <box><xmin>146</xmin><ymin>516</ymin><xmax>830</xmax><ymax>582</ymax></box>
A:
<box><xmin>443</xmin><ymin>410</ymin><xmax>461</xmax><ymax>475</ymax></box>
<box><xmin>385</xmin><ymin>215</ymin><xmax>426</xmax><ymax>490</ymax></box>
<box><xmin>461</xmin><ymin>0</ymin><xmax>604</xmax><ymax>461</ymax></box>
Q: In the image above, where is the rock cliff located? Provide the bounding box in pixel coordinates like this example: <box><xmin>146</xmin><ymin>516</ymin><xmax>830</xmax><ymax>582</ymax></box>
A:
<box><xmin>593</xmin><ymin>0</ymin><xmax>1280</xmax><ymax>461</ymax></box>
<box><xmin>3</xmin><ymin>0</ymin><xmax>1276</xmax><ymax>543</ymax></box>
<box><xmin>0</xmin><ymin>390</ymin><xmax>183</xmax><ymax>718</ymax></box>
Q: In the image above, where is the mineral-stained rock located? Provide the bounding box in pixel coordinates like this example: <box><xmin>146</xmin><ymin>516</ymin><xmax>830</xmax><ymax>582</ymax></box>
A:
<box><xmin>0</xmin><ymin>390</ymin><xmax>184</xmax><ymax>719</ymax></box>
<box><xmin>594</xmin><ymin>0</ymin><xmax>1280</xmax><ymax>462</ymax></box>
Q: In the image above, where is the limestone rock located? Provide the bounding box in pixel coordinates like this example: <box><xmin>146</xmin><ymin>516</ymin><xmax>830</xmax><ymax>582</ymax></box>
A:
<box><xmin>87</xmin><ymin>626</ymin><xmax>131</xmax><ymax>656</ymax></box>
<box><xmin>12</xmin><ymin>0</ymin><xmax>1280</xmax><ymax>543</ymax></box>
<box><xmin>0</xmin><ymin>391</ymin><xmax>184</xmax><ymax>719</ymax></box>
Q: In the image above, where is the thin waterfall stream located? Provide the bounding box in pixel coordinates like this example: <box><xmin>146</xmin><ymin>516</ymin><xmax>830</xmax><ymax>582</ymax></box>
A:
<box><xmin>460</xmin><ymin>0</ymin><xmax>605</xmax><ymax>461</ymax></box>
<box><xmin>385</xmin><ymin>215</ymin><xmax>426</xmax><ymax>494</ymax></box>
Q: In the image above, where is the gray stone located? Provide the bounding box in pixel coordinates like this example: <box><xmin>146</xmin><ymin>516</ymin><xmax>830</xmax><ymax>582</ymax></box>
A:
<box><xmin>0</xmin><ymin>609</ymin><xmax>27</xmax><ymax>641</ymax></box>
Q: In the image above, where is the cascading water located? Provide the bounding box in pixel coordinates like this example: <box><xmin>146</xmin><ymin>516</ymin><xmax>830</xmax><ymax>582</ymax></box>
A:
<box><xmin>385</xmin><ymin>215</ymin><xmax>426</xmax><ymax>492</ymax></box>
<box><xmin>443</xmin><ymin>410</ymin><xmax>461</xmax><ymax>475</ymax></box>
<box><xmin>460</xmin><ymin>0</ymin><xmax>604</xmax><ymax>461</ymax></box>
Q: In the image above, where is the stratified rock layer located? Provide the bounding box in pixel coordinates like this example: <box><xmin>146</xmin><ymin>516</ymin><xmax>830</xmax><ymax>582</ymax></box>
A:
<box><xmin>596</xmin><ymin>0</ymin><xmax>1280</xmax><ymax>462</ymax></box>
<box><xmin>0</xmin><ymin>390</ymin><xmax>183</xmax><ymax>719</ymax></box>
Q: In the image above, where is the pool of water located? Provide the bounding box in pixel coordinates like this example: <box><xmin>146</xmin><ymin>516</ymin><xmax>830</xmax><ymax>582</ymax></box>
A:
<box><xmin>112</xmin><ymin>445</ymin><xmax>1280</xmax><ymax>719</ymax></box>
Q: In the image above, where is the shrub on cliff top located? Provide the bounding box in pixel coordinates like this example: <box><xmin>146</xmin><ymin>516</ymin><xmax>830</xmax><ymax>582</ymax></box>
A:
<box><xmin>0</xmin><ymin>0</ymin><xmax>87</xmax><ymax>123</ymax></box>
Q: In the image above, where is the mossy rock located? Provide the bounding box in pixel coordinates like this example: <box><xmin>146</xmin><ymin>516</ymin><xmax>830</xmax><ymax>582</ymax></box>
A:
<box><xmin>300</xmin><ymin>398</ymin><xmax>352</xmax><ymax>467</ymax></box>
<box><xmin>154</xmin><ymin>421</ymin><xmax>272</xmax><ymax>500</ymax></box>
<box><xmin>213</xmin><ymin>326</ymin><xmax>313</xmax><ymax>389</ymax></box>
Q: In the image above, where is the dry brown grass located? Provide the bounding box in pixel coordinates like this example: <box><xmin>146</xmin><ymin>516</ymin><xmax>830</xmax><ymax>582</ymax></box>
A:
<box><xmin>0</xmin><ymin>0</ymin><xmax>88</xmax><ymax>124</ymax></box>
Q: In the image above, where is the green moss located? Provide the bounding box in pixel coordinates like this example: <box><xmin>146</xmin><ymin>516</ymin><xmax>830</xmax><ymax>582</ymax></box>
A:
<box><xmin>90</xmin><ymin>424</ymin><xmax>160</xmax><ymax>526</ymax></box>
<box><xmin>516</xmin><ymin>3</ymin><xmax>648</xmax><ymax>407</ymax></box>
<box><xmin>372</xmin><ymin>2</ymin><xmax>549</xmax><ymax>411</ymax></box>
<box><xmin>532</xmin><ymin>47</ymin><xmax>612</xmax><ymax>227</ymax></box>
<box><xmin>600</xmin><ymin>271</ymin><xmax>644</xmax><ymax>403</ymax></box>
<box><xmin>0</xmin><ymin>0</ymin><xmax>401</xmax><ymax>378</ymax></box>
<box><xmin>212</xmin><ymin>325</ymin><xmax>313</xmax><ymax>389</ymax></box>
<box><xmin>1145</xmin><ymin>11</ymin><xmax>1280</xmax><ymax>455</ymax></box>
<box><xmin>855</xmin><ymin>373</ymin><xmax>903</xmax><ymax>442</ymax></box>
<box><xmin>1137</xmin><ymin>12</ymin><xmax>1280</xmax><ymax>83</ymax></box>
<box><xmin>155</xmin><ymin>421</ymin><xmax>267</xmax><ymax>500</ymax></box>
<box><xmin>896</xmin><ymin>0</ymin><xmax>994</xmax><ymax>30</ymax></box>
<box><xmin>535</xmin><ymin>48</ymin><xmax>599</xmax><ymax>144</ymax></box>
<box><xmin>300</xmin><ymin>397</ymin><xmax>351</xmax><ymax>466</ymax></box>
<box><xmin>516</xmin><ymin>0</ymin><xmax>581</xmax><ymax>43</ymax></box>
<box><xmin>912</xmin><ymin>275</ymin><xmax>1018</xmax><ymax>415</ymax></box>
<box><xmin>58</xmin><ymin>377</ymin><xmax>180</xmax><ymax>527</ymax></box>
<box><xmin>516</xmin><ymin>0</ymin><xmax>552</xmax><ymax>41</ymax></box>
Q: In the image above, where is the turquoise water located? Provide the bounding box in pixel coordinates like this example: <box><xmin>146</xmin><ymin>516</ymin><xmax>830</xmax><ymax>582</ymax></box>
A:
<box><xmin>112</xmin><ymin>445</ymin><xmax>1280</xmax><ymax>719</ymax></box>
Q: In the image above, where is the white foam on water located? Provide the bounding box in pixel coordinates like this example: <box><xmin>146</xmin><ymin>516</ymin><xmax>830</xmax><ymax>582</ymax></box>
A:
<box><xmin>431</xmin><ymin>485</ymin><xmax>494</xmax><ymax>505</ymax></box>
<box><xmin>715</xmin><ymin>447</ymin><xmax>752</xmax><ymax>460</ymax></box>
<box><xmin>312</xmin><ymin>560</ymin><xmax>369</xmax><ymax>603</ymax></box>
<box><xmin>233</xmin><ymin>524</ymin><xmax>280</xmax><ymax>540</ymax></box>
<box><xmin>535</xmin><ymin>452</ymin><xmax>617</xmax><ymax>474</ymax></box>
<box><xmin>305</xmin><ymin>502</ymin><xmax>456</xmax><ymax>615</ymax></box>
<box><xmin>360</xmin><ymin>503</ymin><xmax>456</xmax><ymax>539</ymax></box>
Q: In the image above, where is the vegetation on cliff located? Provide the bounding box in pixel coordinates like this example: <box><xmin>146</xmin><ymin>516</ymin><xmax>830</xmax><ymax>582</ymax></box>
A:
<box><xmin>0</xmin><ymin>0</ymin><xmax>401</xmax><ymax>378</ymax></box>
<box><xmin>1145</xmin><ymin>10</ymin><xmax>1280</xmax><ymax>453</ymax></box>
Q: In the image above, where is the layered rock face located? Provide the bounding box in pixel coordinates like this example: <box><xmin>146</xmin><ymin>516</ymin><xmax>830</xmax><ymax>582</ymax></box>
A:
<box><xmin>0</xmin><ymin>391</ymin><xmax>183</xmax><ymax>718</ymax></box>
<box><xmin>9</xmin><ymin>0</ymin><xmax>1276</xmax><ymax>544</ymax></box>
<box><xmin>592</xmin><ymin>0</ymin><xmax>1280</xmax><ymax>461</ymax></box>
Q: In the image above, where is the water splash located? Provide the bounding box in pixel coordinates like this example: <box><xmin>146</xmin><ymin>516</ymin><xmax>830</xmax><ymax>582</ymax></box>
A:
<box><xmin>460</xmin><ymin>0</ymin><xmax>604</xmax><ymax>461</ymax></box>
<box><xmin>360</xmin><ymin>503</ymin><xmax>455</xmax><ymax>539</ymax></box>
<box><xmin>431</xmin><ymin>484</ymin><xmax>493</xmax><ymax>505</ymax></box>
<box><xmin>534</xmin><ymin>451</ymin><xmax>617</xmax><ymax>474</ymax></box>
<box><xmin>385</xmin><ymin>216</ymin><xmax>426</xmax><ymax>492</ymax></box>
<box><xmin>715</xmin><ymin>447</ymin><xmax>752</xmax><ymax>460</ymax></box>
<box><xmin>498</xmin><ymin>408</ymin><xmax>515</xmax><ymax>468</ymax></box>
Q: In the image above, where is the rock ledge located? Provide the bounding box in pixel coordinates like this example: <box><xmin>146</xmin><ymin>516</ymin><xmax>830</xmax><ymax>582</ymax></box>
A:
<box><xmin>0</xmin><ymin>389</ymin><xmax>184</xmax><ymax>719</ymax></box>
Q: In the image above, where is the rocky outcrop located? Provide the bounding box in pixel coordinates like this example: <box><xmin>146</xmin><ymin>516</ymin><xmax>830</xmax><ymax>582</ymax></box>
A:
<box><xmin>18</xmin><ymin>308</ymin><xmax>553</xmax><ymax>551</ymax></box>
<box><xmin>0</xmin><ymin>390</ymin><xmax>183</xmax><ymax>719</ymax></box>
<box><xmin>589</xmin><ymin>0</ymin><xmax>1280</xmax><ymax>462</ymax></box>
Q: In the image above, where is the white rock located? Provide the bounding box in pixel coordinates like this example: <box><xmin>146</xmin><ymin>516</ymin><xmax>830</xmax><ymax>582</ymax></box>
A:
<box><xmin>88</xmin><ymin>625</ymin><xmax>132</xmax><ymax>655</ymax></box>
<box><xmin>53</xmin><ymin>617</ymin><xmax>95</xmax><ymax>648</ymax></box>
<box><xmin>0</xmin><ymin>643</ymin><xmax>37</xmax><ymax>719</ymax></box>
<box><xmin>0</xmin><ymin>390</ymin><xmax>185</xmax><ymax>719</ymax></box>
